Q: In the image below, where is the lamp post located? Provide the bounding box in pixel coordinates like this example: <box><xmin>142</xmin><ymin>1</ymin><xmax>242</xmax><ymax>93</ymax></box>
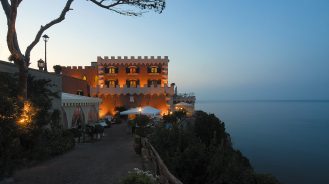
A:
<box><xmin>37</xmin><ymin>59</ymin><xmax>45</xmax><ymax>71</ymax></box>
<box><xmin>138</xmin><ymin>107</ymin><xmax>142</xmax><ymax>116</ymax></box>
<box><xmin>42</xmin><ymin>34</ymin><xmax>49</xmax><ymax>72</ymax></box>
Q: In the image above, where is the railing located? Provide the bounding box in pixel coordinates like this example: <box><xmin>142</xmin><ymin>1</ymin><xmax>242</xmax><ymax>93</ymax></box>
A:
<box><xmin>140</xmin><ymin>137</ymin><xmax>183</xmax><ymax>184</ymax></box>
<box><xmin>174</xmin><ymin>93</ymin><xmax>196</xmax><ymax>104</ymax></box>
<box><xmin>91</xmin><ymin>85</ymin><xmax>175</xmax><ymax>96</ymax></box>
<box><xmin>176</xmin><ymin>92</ymin><xmax>195</xmax><ymax>97</ymax></box>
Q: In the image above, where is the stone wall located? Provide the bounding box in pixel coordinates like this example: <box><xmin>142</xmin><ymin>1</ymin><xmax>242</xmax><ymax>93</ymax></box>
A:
<box><xmin>0</xmin><ymin>60</ymin><xmax>62</xmax><ymax>111</ymax></box>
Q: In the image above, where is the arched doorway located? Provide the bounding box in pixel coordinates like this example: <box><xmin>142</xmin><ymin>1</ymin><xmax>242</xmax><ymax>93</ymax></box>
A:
<box><xmin>71</xmin><ymin>106</ymin><xmax>85</xmax><ymax>128</ymax></box>
<box><xmin>88</xmin><ymin>105</ymin><xmax>98</xmax><ymax>124</ymax></box>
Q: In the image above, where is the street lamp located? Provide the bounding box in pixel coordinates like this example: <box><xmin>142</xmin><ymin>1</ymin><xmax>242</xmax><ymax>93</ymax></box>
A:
<box><xmin>138</xmin><ymin>107</ymin><xmax>142</xmax><ymax>116</ymax></box>
<box><xmin>37</xmin><ymin>59</ymin><xmax>45</xmax><ymax>71</ymax></box>
<box><xmin>42</xmin><ymin>34</ymin><xmax>49</xmax><ymax>72</ymax></box>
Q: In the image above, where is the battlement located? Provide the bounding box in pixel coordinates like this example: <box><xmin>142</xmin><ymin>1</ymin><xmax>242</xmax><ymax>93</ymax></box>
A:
<box><xmin>97</xmin><ymin>56</ymin><xmax>169</xmax><ymax>60</ymax></box>
<box><xmin>97</xmin><ymin>56</ymin><xmax>169</xmax><ymax>66</ymax></box>
<box><xmin>90</xmin><ymin>84</ymin><xmax>175</xmax><ymax>96</ymax></box>
<box><xmin>62</xmin><ymin>66</ymin><xmax>96</xmax><ymax>70</ymax></box>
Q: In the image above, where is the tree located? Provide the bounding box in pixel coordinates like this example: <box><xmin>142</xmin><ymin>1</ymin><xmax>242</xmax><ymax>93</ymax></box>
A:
<box><xmin>0</xmin><ymin>0</ymin><xmax>166</xmax><ymax>103</ymax></box>
<box><xmin>149</xmin><ymin>111</ymin><xmax>281</xmax><ymax>184</ymax></box>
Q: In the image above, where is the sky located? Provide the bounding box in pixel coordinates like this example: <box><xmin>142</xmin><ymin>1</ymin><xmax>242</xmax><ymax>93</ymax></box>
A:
<box><xmin>1</xmin><ymin>0</ymin><xmax>329</xmax><ymax>101</ymax></box>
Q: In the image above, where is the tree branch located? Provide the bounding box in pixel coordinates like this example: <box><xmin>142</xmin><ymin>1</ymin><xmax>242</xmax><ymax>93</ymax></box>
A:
<box><xmin>88</xmin><ymin>0</ymin><xmax>165</xmax><ymax>16</ymax></box>
<box><xmin>24</xmin><ymin>0</ymin><xmax>74</xmax><ymax>65</ymax></box>
<box><xmin>0</xmin><ymin>0</ymin><xmax>10</xmax><ymax>18</ymax></box>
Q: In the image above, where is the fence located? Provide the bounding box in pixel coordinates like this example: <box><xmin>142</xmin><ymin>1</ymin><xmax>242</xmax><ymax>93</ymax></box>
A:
<box><xmin>140</xmin><ymin>137</ymin><xmax>183</xmax><ymax>184</ymax></box>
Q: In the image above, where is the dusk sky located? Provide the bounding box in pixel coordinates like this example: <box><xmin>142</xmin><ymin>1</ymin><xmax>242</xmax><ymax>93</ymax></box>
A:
<box><xmin>1</xmin><ymin>0</ymin><xmax>328</xmax><ymax>100</ymax></box>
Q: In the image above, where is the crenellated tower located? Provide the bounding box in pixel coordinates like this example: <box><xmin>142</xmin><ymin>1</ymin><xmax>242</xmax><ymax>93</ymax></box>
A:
<box><xmin>62</xmin><ymin>56</ymin><xmax>174</xmax><ymax>117</ymax></box>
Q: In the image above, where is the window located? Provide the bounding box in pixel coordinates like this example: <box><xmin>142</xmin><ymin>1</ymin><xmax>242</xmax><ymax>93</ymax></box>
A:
<box><xmin>151</xmin><ymin>67</ymin><xmax>157</xmax><ymax>73</ymax></box>
<box><xmin>109</xmin><ymin>80</ymin><xmax>116</xmax><ymax>87</ymax></box>
<box><xmin>126</xmin><ymin>66</ymin><xmax>139</xmax><ymax>74</ymax></box>
<box><xmin>76</xmin><ymin>90</ymin><xmax>83</xmax><ymax>96</ymax></box>
<box><xmin>105</xmin><ymin>67</ymin><xmax>118</xmax><ymax>74</ymax></box>
<box><xmin>131</xmin><ymin>67</ymin><xmax>137</xmax><ymax>74</ymax></box>
<box><xmin>130</xmin><ymin>80</ymin><xmax>137</xmax><ymax>88</ymax></box>
<box><xmin>148</xmin><ymin>66</ymin><xmax>161</xmax><ymax>74</ymax></box>
<box><xmin>148</xmin><ymin>80</ymin><xmax>161</xmax><ymax>87</ymax></box>
<box><xmin>105</xmin><ymin>80</ymin><xmax>118</xmax><ymax>87</ymax></box>
<box><xmin>104</xmin><ymin>67</ymin><xmax>109</xmax><ymax>74</ymax></box>
<box><xmin>126</xmin><ymin>80</ymin><xmax>139</xmax><ymax>88</ymax></box>
<box><xmin>109</xmin><ymin>67</ymin><xmax>118</xmax><ymax>74</ymax></box>
<box><xmin>105</xmin><ymin>80</ymin><xmax>110</xmax><ymax>88</ymax></box>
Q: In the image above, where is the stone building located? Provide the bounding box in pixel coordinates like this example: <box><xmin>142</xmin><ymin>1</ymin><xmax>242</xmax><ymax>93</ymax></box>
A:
<box><xmin>62</xmin><ymin>56</ymin><xmax>175</xmax><ymax>117</ymax></box>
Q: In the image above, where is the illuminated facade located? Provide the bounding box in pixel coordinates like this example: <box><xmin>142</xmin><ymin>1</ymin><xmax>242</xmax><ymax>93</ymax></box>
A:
<box><xmin>62</xmin><ymin>56</ymin><xmax>175</xmax><ymax>117</ymax></box>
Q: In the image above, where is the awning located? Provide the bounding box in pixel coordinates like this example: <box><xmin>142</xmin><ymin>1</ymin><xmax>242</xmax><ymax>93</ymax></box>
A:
<box><xmin>120</xmin><ymin>106</ymin><xmax>160</xmax><ymax>116</ymax></box>
<box><xmin>61</xmin><ymin>93</ymin><xmax>102</xmax><ymax>106</ymax></box>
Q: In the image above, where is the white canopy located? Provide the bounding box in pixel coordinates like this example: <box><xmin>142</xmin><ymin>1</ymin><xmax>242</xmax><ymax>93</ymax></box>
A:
<box><xmin>120</xmin><ymin>106</ymin><xmax>160</xmax><ymax>116</ymax></box>
<box><xmin>175</xmin><ymin>102</ymin><xmax>193</xmax><ymax>107</ymax></box>
<box><xmin>62</xmin><ymin>93</ymin><xmax>102</xmax><ymax>105</ymax></box>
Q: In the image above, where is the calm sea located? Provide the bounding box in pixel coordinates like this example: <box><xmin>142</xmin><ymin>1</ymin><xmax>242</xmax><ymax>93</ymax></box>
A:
<box><xmin>196</xmin><ymin>100</ymin><xmax>329</xmax><ymax>184</ymax></box>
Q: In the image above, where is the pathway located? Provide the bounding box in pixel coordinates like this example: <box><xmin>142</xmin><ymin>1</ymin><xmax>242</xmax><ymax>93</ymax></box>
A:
<box><xmin>10</xmin><ymin>123</ymin><xmax>141</xmax><ymax>184</ymax></box>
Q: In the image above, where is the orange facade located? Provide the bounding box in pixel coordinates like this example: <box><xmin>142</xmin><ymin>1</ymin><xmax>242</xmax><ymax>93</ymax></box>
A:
<box><xmin>62</xmin><ymin>56</ymin><xmax>174</xmax><ymax>117</ymax></box>
<box><xmin>62</xmin><ymin>65</ymin><xmax>98</xmax><ymax>87</ymax></box>
<box><xmin>62</xmin><ymin>75</ymin><xmax>90</xmax><ymax>96</ymax></box>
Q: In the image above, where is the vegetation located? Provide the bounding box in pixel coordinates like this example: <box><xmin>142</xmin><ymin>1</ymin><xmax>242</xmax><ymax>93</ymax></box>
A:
<box><xmin>149</xmin><ymin>111</ymin><xmax>280</xmax><ymax>184</ymax></box>
<box><xmin>121</xmin><ymin>168</ymin><xmax>158</xmax><ymax>184</ymax></box>
<box><xmin>114</xmin><ymin>106</ymin><xmax>128</xmax><ymax>123</ymax></box>
<box><xmin>0</xmin><ymin>73</ymin><xmax>74</xmax><ymax>179</ymax></box>
<box><xmin>53</xmin><ymin>65</ymin><xmax>62</xmax><ymax>74</ymax></box>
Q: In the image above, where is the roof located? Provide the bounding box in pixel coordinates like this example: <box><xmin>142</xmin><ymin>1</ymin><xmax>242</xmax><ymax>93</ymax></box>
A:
<box><xmin>62</xmin><ymin>93</ymin><xmax>102</xmax><ymax>105</ymax></box>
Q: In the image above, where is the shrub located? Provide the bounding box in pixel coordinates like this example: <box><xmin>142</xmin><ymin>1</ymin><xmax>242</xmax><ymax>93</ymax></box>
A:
<box><xmin>0</xmin><ymin>72</ymin><xmax>75</xmax><ymax>178</ymax></box>
<box><xmin>121</xmin><ymin>168</ymin><xmax>158</xmax><ymax>184</ymax></box>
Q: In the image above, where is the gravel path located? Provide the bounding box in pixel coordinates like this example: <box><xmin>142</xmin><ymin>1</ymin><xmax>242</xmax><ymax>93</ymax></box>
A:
<box><xmin>10</xmin><ymin>123</ymin><xmax>141</xmax><ymax>184</ymax></box>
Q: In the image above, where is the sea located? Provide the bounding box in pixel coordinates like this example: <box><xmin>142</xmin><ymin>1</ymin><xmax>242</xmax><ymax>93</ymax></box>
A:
<box><xmin>196</xmin><ymin>100</ymin><xmax>329</xmax><ymax>184</ymax></box>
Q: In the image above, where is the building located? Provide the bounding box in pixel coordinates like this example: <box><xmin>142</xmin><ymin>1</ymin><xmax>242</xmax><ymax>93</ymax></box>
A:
<box><xmin>173</xmin><ymin>91</ymin><xmax>196</xmax><ymax>116</ymax></box>
<box><xmin>62</xmin><ymin>56</ymin><xmax>175</xmax><ymax>117</ymax></box>
<box><xmin>0</xmin><ymin>60</ymin><xmax>102</xmax><ymax>129</ymax></box>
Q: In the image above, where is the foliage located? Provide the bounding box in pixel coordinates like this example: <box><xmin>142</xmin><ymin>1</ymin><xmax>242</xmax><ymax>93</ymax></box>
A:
<box><xmin>149</xmin><ymin>111</ymin><xmax>280</xmax><ymax>184</ymax></box>
<box><xmin>134</xmin><ymin>114</ymin><xmax>151</xmax><ymax>127</ymax></box>
<box><xmin>121</xmin><ymin>168</ymin><xmax>158</xmax><ymax>184</ymax></box>
<box><xmin>115</xmin><ymin>106</ymin><xmax>128</xmax><ymax>113</ymax></box>
<box><xmin>53</xmin><ymin>65</ymin><xmax>62</xmax><ymax>74</ymax></box>
<box><xmin>115</xmin><ymin>106</ymin><xmax>128</xmax><ymax>121</ymax></box>
<box><xmin>28</xmin><ymin>128</ymin><xmax>75</xmax><ymax>160</ymax></box>
<box><xmin>0</xmin><ymin>73</ymin><xmax>21</xmax><ymax>178</ymax></box>
<box><xmin>133</xmin><ymin>115</ymin><xmax>153</xmax><ymax>137</ymax></box>
<box><xmin>0</xmin><ymin>72</ymin><xmax>74</xmax><ymax>179</ymax></box>
<box><xmin>162</xmin><ymin>110</ymin><xmax>187</xmax><ymax>126</ymax></box>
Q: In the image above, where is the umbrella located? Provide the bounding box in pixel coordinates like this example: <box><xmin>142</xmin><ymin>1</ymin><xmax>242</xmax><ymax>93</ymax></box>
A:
<box><xmin>120</xmin><ymin>106</ymin><xmax>160</xmax><ymax>116</ymax></box>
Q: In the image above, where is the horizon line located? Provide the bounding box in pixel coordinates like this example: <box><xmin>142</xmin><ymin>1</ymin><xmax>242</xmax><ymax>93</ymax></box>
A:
<box><xmin>197</xmin><ymin>99</ymin><xmax>329</xmax><ymax>103</ymax></box>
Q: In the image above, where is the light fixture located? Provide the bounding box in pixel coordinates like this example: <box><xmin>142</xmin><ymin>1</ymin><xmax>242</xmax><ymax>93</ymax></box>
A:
<box><xmin>37</xmin><ymin>59</ymin><xmax>45</xmax><ymax>70</ymax></box>
<box><xmin>42</xmin><ymin>34</ymin><xmax>49</xmax><ymax>72</ymax></box>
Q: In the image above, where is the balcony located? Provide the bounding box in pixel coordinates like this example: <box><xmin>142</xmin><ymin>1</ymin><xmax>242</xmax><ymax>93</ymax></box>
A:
<box><xmin>91</xmin><ymin>84</ymin><xmax>175</xmax><ymax>96</ymax></box>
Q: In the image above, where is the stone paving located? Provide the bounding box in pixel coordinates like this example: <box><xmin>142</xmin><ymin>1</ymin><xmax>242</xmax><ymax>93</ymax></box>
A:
<box><xmin>9</xmin><ymin>123</ymin><xmax>141</xmax><ymax>184</ymax></box>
